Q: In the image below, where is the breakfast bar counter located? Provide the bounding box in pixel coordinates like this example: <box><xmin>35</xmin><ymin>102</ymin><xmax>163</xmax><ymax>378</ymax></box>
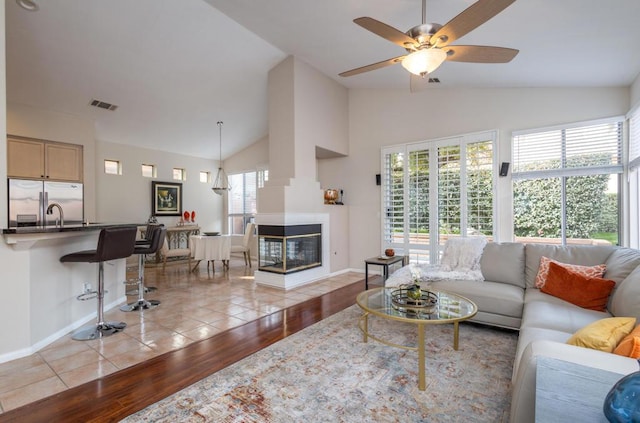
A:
<box><xmin>3</xmin><ymin>223</ymin><xmax>143</xmax><ymax>250</ymax></box>
<box><xmin>0</xmin><ymin>223</ymin><xmax>142</xmax><ymax>362</ymax></box>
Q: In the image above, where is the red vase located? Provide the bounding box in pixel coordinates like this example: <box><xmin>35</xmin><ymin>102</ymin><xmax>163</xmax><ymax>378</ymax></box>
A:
<box><xmin>190</xmin><ymin>211</ymin><xmax>196</xmax><ymax>223</ymax></box>
<box><xmin>183</xmin><ymin>211</ymin><xmax>190</xmax><ymax>221</ymax></box>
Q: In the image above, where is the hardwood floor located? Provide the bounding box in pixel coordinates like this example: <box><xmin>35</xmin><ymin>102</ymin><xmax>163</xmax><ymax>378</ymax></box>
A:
<box><xmin>0</xmin><ymin>279</ymin><xmax>365</xmax><ymax>423</ymax></box>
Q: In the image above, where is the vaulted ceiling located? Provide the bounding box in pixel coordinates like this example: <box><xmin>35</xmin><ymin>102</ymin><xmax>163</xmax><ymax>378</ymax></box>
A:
<box><xmin>6</xmin><ymin>0</ymin><xmax>640</xmax><ymax>159</ymax></box>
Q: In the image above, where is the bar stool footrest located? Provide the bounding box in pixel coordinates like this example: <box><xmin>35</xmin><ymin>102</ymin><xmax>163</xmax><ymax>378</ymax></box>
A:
<box><xmin>76</xmin><ymin>291</ymin><xmax>100</xmax><ymax>301</ymax></box>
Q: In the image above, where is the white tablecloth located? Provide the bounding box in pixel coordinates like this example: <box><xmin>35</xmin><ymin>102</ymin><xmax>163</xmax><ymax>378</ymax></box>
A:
<box><xmin>190</xmin><ymin>235</ymin><xmax>231</xmax><ymax>261</ymax></box>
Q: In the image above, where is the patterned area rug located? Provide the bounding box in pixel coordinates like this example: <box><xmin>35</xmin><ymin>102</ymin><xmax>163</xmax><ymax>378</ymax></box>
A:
<box><xmin>123</xmin><ymin>305</ymin><xmax>518</xmax><ymax>422</ymax></box>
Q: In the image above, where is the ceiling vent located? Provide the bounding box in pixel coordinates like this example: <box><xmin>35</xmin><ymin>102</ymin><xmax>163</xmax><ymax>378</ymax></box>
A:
<box><xmin>428</xmin><ymin>78</ymin><xmax>441</xmax><ymax>83</ymax></box>
<box><xmin>89</xmin><ymin>99</ymin><xmax>118</xmax><ymax>111</ymax></box>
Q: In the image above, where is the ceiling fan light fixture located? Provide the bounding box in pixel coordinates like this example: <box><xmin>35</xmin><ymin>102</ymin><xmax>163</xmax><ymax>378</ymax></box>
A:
<box><xmin>401</xmin><ymin>48</ymin><xmax>447</xmax><ymax>76</ymax></box>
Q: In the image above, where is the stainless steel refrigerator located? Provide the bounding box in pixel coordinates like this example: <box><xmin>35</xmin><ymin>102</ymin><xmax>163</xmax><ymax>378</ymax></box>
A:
<box><xmin>8</xmin><ymin>179</ymin><xmax>84</xmax><ymax>227</ymax></box>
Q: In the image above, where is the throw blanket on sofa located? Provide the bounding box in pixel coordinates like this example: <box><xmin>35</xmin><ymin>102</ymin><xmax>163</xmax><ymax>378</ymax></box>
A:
<box><xmin>385</xmin><ymin>236</ymin><xmax>487</xmax><ymax>287</ymax></box>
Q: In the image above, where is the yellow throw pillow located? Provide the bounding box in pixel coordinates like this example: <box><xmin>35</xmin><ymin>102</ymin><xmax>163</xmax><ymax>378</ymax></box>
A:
<box><xmin>567</xmin><ymin>317</ymin><xmax>636</xmax><ymax>352</ymax></box>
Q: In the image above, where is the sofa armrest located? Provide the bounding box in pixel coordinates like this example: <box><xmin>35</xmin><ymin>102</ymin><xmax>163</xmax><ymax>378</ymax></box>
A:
<box><xmin>510</xmin><ymin>340</ymin><xmax>639</xmax><ymax>423</ymax></box>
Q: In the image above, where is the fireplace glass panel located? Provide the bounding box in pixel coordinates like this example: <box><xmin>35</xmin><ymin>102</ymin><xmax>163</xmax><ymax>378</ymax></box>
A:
<box><xmin>258</xmin><ymin>225</ymin><xmax>322</xmax><ymax>274</ymax></box>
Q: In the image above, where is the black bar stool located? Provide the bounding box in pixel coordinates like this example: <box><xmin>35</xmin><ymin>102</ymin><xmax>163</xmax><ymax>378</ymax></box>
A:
<box><xmin>120</xmin><ymin>226</ymin><xmax>166</xmax><ymax>312</ymax></box>
<box><xmin>60</xmin><ymin>226</ymin><xmax>137</xmax><ymax>341</ymax></box>
<box><xmin>125</xmin><ymin>224</ymin><xmax>162</xmax><ymax>295</ymax></box>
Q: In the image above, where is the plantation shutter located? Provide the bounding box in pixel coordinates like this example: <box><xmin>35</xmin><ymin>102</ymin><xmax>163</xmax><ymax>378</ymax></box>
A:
<box><xmin>407</xmin><ymin>148</ymin><xmax>429</xmax><ymax>245</ymax></box>
<box><xmin>629</xmin><ymin>105</ymin><xmax>640</xmax><ymax>170</ymax></box>
<box><xmin>513</xmin><ymin>117</ymin><xmax>623</xmax><ymax>180</ymax></box>
<box><xmin>382</xmin><ymin>148</ymin><xmax>405</xmax><ymax>248</ymax></box>
<box><xmin>466</xmin><ymin>141</ymin><xmax>494</xmax><ymax>236</ymax></box>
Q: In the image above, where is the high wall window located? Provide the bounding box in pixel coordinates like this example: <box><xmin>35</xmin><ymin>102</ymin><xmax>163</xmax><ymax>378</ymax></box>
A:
<box><xmin>512</xmin><ymin>117</ymin><xmax>623</xmax><ymax>246</ymax></box>
<box><xmin>104</xmin><ymin>159</ymin><xmax>121</xmax><ymax>175</ymax></box>
<box><xmin>228</xmin><ymin>171</ymin><xmax>257</xmax><ymax>235</ymax></box>
<box><xmin>382</xmin><ymin>131</ymin><xmax>495</xmax><ymax>264</ymax></box>
<box><xmin>141</xmin><ymin>164</ymin><xmax>156</xmax><ymax>178</ymax></box>
<box><xmin>173</xmin><ymin>168</ymin><xmax>186</xmax><ymax>181</ymax></box>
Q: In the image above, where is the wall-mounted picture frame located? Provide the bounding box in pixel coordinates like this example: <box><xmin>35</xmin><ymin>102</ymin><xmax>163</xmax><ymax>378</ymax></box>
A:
<box><xmin>152</xmin><ymin>181</ymin><xmax>182</xmax><ymax>216</ymax></box>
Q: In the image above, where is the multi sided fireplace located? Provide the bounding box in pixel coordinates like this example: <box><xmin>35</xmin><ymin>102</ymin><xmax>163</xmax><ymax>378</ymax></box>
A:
<box><xmin>258</xmin><ymin>224</ymin><xmax>322</xmax><ymax>274</ymax></box>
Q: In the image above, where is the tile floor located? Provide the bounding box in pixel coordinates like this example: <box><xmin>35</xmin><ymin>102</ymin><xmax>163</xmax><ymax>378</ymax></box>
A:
<box><xmin>0</xmin><ymin>257</ymin><xmax>363</xmax><ymax>413</ymax></box>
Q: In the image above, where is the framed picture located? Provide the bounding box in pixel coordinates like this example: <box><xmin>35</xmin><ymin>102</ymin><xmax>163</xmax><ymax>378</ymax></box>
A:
<box><xmin>152</xmin><ymin>181</ymin><xmax>182</xmax><ymax>216</ymax></box>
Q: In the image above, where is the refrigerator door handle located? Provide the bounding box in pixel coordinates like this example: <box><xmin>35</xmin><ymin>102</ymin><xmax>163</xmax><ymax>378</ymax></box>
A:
<box><xmin>39</xmin><ymin>191</ymin><xmax>44</xmax><ymax>226</ymax></box>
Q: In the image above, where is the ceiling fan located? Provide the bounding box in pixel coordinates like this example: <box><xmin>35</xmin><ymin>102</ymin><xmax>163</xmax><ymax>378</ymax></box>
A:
<box><xmin>339</xmin><ymin>0</ymin><xmax>519</xmax><ymax>85</ymax></box>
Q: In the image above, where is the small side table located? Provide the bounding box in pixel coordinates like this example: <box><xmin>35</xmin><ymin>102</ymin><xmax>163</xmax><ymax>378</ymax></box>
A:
<box><xmin>364</xmin><ymin>255</ymin><xmax>408</xmax><ymax>289</ymax></box>
<box><xmin>535</xmin><ymin>356</ymin><xmax>626</xmax><ymax>423</ymax></box>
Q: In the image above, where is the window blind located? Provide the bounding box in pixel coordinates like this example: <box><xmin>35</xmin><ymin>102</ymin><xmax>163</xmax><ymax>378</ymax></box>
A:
<box><xmin>629</xmin><ymin>105</ymin><xmax>640</xmax><ymax>169</ymax></box>
<box><xmin>513</xmin><ymin>118</ymin><xmax>623</xmax><ymax>180</ymax></box>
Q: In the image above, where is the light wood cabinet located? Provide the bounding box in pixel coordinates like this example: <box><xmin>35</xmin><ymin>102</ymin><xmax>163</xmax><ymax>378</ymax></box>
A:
<box><xmin>7</xmin><ymin>136</ymin><xmax>83</xmax><ymax>182</ymax></box>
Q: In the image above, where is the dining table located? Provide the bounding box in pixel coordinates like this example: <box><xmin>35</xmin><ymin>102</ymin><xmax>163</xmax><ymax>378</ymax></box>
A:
<box><xmin>189</xmin><ymin>234</ymin><xmax>232</xmax><ymax>272</ymax></box>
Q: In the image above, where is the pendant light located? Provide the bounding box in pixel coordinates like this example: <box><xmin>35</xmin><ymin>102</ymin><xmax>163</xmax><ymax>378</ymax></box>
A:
<box><xmin>211</xmin><ymin>121</ymin><xmax>230</xmax><ymax>195</ymax></box>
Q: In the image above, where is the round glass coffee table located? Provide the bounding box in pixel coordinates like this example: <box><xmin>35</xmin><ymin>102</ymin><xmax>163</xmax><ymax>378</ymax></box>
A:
<box><xmin>356</xmin><ymin>287</ymin><xmax>477</xmax><ymax>391</ymax></box>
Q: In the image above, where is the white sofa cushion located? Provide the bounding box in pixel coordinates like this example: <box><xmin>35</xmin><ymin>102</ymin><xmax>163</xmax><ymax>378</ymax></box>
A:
<box><xmin>610</xmin><ymin>265</ymin><xmax>640</xmax><ymax>320</ymax></box>
<box><xmin>604</xmin><ymin>248</ymin><xmax>640</xmax><ymax>283</ymax></box>
<box><xmin>522</xmin><ymin>289</ymin><xmax>610</xmax><ymax>332</ymax></box>
<box><xmin>479</xmin><ymin>242</ymin><xmax>525</xmax><ymax>288</ymax></box>
<box><xmin>512</xmin><ymin>327</ymin><xmax>573</xmax><ymax>382</ymax></box>
<box><xmin>430</xmin><ymin>279</ymin><xmax>524</xmax><ymax>320</ymax></box>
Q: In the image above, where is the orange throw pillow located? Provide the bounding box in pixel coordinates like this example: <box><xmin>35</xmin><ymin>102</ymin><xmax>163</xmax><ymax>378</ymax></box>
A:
<box><xmin>541</xmin><ymin>261</ymin><xmax>615</xmax><ymax>311</ymax></box>
<box><xmin>614</xmin><ymin>325</ymin><xmax>640</xmax><ymax>359</ymax></box>
<box><xmin>535</xmin><ymin>256</ymin><xmax>606</xmax><ymax>288</ymax></box>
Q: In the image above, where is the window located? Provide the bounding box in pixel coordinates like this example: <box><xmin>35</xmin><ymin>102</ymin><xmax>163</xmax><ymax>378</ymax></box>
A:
<box><xmin>228</xmin><ymin>171</ymin><xmax>257</xmax><ymax>235</ymax></box>
<box><xmin>104</xmin><ymin>159</ymin><xmax>121</xmax><ymax>175</ymax></box>
<box><xmin>173</xmin><ymin>168</ymin><xmax>186</xmax><ymax>181</ymax></box>
<box><xmin>257</xmin><ymin>168</ymin><xmax>269</xmax><ymax>188</ymax></box>
<box><xmin>199</xmin><ymin>171</ymin><xmax>210</xmax><ymax>183</ymax></box>
<box><xmin>382</xmin><ymin>131</ymin><xmax>495</xmax><ymax>264</ymax></box>
<box><xmin>141</xmin><ymin>164</ymin><xmax>156</xmax><ymax>178</ymax></box>
<box><xmin>627</xmin><ymin>105</ymin><xmax>640</xmax><ymax>248</ymax></box>
<box><xmin>512</xmin><ymin>117</ymin><xmax>623</xmax><ymax>246</ymax></box>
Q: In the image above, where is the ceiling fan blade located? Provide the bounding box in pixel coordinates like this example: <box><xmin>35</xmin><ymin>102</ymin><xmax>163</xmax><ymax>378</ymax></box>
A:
<box><xmin>354</xmin><ymin>17</ymin><xmax>418</xmax><ymax>49</ymax></box>
<box><xmin>430</xmin><ymin>0</ymin><xmax>516</xmax><ymax>47</ymax></box>
<box><xmin>444</xmin><ymin>45</ymin><xmax>518</xmax><ymax>63</ymax></box>
<box><xmin>339</xmin><ymin>55</ymin><xmax>406</xmax><ymax>77</ymax></box>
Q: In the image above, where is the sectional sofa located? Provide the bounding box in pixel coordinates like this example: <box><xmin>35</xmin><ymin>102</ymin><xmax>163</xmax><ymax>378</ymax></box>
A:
<box><xmin>395</xmin><ymin>242</ymin><xmax>640</xmax><ymax>423</ymax></box>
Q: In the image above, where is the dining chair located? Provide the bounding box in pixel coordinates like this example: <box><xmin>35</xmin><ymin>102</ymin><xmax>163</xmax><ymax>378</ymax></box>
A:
<box><xmin>231</xmin><ymin>222</ymin><xmax>255</xmax><ymax>267</ymax></box>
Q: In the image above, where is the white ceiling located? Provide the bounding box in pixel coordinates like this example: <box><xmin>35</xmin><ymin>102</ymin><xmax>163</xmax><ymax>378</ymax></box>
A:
<box><xmin>6</xmin><ymin>0</ymin><xmax>640</xmax><ymax>159</ymax></box>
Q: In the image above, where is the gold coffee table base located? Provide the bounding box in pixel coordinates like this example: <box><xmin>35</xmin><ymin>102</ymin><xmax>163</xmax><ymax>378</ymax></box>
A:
<box><xmin>356</xmin><ymin>288</ymin><xmax>477</xmax><ymax>391</ymax></box>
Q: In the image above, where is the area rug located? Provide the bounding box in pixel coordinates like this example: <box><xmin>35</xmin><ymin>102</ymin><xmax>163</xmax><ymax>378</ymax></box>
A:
<box><xmin>122</xmin><ymin>305</ymin><xmax>518</xmax><ymax>423</ymax></box>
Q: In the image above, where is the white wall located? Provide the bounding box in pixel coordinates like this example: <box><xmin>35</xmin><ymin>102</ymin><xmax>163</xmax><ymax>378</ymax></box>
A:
<box><xmin>317</xmin><ymin>87</ymin><xmax>630</xmax><ymax>269</ymax></box>
<box><xmin>96</xmin><ymin>140</ymin><xmax>223</xmax><ymax>232</ymax></box>
<box><xmin>224</xmin><ymin>135</ymin><xmax>268</xmax><ymax>175</ymax></box>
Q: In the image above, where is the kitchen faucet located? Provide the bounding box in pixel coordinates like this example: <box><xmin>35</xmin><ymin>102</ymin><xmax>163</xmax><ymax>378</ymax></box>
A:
<box><xmin>46</xmin><ymin>203</ymin><xmax>64</xmax><ymax>227</ymax></box>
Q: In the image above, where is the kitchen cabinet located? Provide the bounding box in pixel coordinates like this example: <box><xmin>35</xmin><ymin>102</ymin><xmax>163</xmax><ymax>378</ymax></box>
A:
<box><xmin>8</xmin><ymin>136</ymin><xmax>83</xmax><ymax>182</ymax></box>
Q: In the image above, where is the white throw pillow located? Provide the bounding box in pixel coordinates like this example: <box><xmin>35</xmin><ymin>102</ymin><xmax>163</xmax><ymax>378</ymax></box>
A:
<box><xmin>440</xmin><ymin>236</ymin><xmax>488</xmax><ymax>272</ymax></box>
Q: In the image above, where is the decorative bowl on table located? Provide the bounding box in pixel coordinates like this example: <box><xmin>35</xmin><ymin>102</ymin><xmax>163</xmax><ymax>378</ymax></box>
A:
<box><xmin>390</xmin><ymin>286</ymin><xmax>438</xmax><ymax>314</ymax></box>
<box><xmin>203</xmin><ymin>232</ymin><xmax>220</xmax><ymax>236</ymax></box>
